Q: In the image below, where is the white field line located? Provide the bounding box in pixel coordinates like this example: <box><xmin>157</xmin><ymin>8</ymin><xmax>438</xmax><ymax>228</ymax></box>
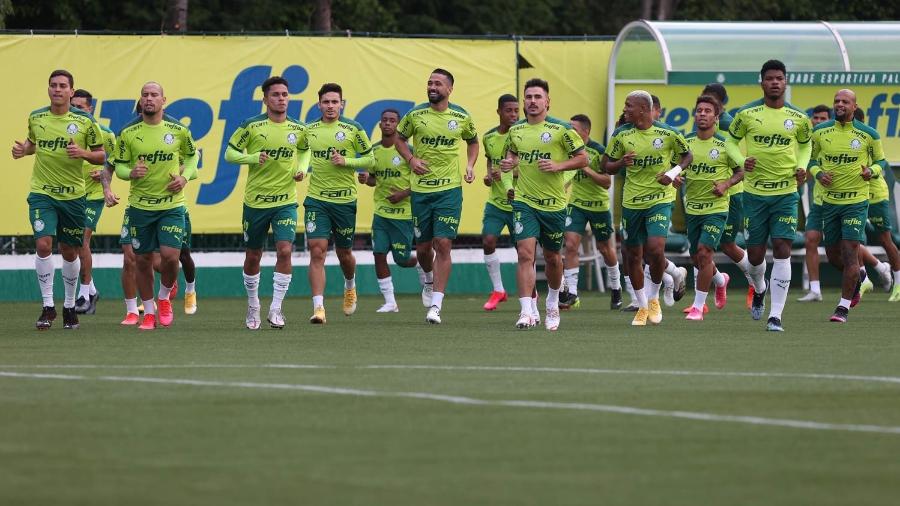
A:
<box><xmin>1</xmin><ymin>370</ymin><xmax>899</xmax><ymax>436</ymax></box>
<box><xmin>1</xmin><ymin>364</ymin><xmax>900</xmax><ymax>386</ymax></box>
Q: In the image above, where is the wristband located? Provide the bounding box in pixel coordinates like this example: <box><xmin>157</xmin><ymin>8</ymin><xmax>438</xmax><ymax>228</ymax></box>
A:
<box><xmin>664</xmin><ymin>165</ymin><xmax>683</xmax><ymax>180</ymax></box>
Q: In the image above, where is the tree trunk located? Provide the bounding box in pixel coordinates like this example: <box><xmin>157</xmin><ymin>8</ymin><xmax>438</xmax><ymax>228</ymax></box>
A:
<box><xmin>641</xmin><ymin>0</ymin><xmax>653</xmax><ymax>19</ymax></box>
<box><xmin>164</xmin><ymin>0</ymin><xmax>188</xmax><ymax>32</ymax></box>
<box><xmin>312</xmin><ymin>0</ymin><xmax>332</xmax><ymax>32</ymax></box>
<box><xmin>656</xmin><ymin>0</ymin><xmax>675</xmax><ymax>20</ymax></box>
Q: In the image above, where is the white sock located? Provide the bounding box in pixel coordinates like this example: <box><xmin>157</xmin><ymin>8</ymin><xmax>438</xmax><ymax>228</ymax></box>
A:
<box><xmin>546</xmin><ymin>287</ymin><xmax>560</xmax><ymax>309</ymax></box>
<box><xmin>693</xmin><ymin>290</ymin><xmax>708</xmax><ymax>310</ymax></box>
<box><xmin>769</xmin><ymin>258</ymin><xmax>791</xmax><ymax>319</ymax></box>
<box><xmin>378</xmin><ymin>276</ymin><xmax>396</xmax><ymax>305</ymax></box>
<box><xmin>664</xmin><ymin>259</ymin><xmax>679</xmax><ymax>277</ymax></box>
<box><xmin>185</xmin><ymin>281</ymin><xmax>196</xmax><ymax>294</ymax></box>
<box><xmin>563</xmin><ymin>267</ymin><xmax>579</xmax><ymax>295</ymax></box>
<box><xmin>432</xmin><ymin>291</ymin><xmax>444</xmax><ymax>309</ymax></box>
<box><xmin>415</xmin><ymin>264</ymin><xmax>426</xmax><ymax>285</ymax></box>
<box><xmin>484</xmin><ymin>252</ymin><xmax>505</xmax><ymax>292</ymax></box>
<box><xmin>79</xmin><ymin>283</ymin><xmax>91</xmax><ymax>301</ymax></box>
<box><xmin>712</xmin><ymin>270</ymin><xmax>725</xmax><ymax>288</ymax></box>
<box><xmin>125</xmin><ymin>298</ymin><xmax>138</xmax><ymax>314</ymax></box>
<box><xmin>809</xmin><ymin>280</ymin><xmax>821</xmax><ymax>294</ymax></box>
<box><xmin>605</xmin><ymin>262</ymin><xmax>621</xmax><ymax>289</ymax></box>
<box><xmin>531</xmin><ymin>295</ymin><xmax>539</xmax><ymax>316</ymax></box>
<box><xmin>736</xmin><ymin>250</ymin><xmax>753</xmax><ymax>285</ymax></box>
<box><xmin>344</xmin><ymin>276</ymin><xmax>355</xmax><ymax>290</ymax></box>
<box><xmin>635</xmin><ymin>286</ymin><xmax>648</xmax><ymax>309</ymax></box>
<box><xmin>89</xmin><ymin>279</ymin><xmax>97</xmax><ymax>296</ymax></box>
<box><xmin>624</xmin><ymin>276</ymin><xmax>636</xmax><ymax>302</ymax></box>
<box><xmin>142</xmin><ymin>299</ymin><xmax>156</xmax><ymax>316</ymax></box>
<box><xmin>243</xmin><ymin>272</ymin><xmax>260</xmax><ymax>308</ymax></box>
<box><xmin>271</xmin><ymin>272</ymin><xmax>291</xmax><ymax>311</ymax></box>
<box><xmin>750</xmin><ymin>259</ymin><xmax>768</xmax><ymax>293</ymax></box>
<box><xmin>62</xmin><ymin>258</ymin><xmax>80</xmax><ymax>308</ymax></box>
<box><xmin>312</xmin><ymin>295</ymin><xmax>324</xmax><ymax>308</ymax></box>
<box><xmin>648</xmin><ymin>281</ymin><xmax>662</xmax><ymax>301</ymax></box>
<box><xmin>839</xmin><ymin>297</ymin><xmax>851</xmax><ymax>309</ymax></box>
<box><xmin>157</xmin><ymin>283</ymin><xmax>172</xmax><ymax>301</ymax></box>
<box><xmin>519</xmin><ymin>296</ymin><xmax>532</xmax><ymax>314</ymax></box>
<box><xmin>423</xmin><ymin>269</ymin><xmax>434</xmax><ymax>284</ymax></box>
<box><xmin>662</xmin><ymin>272</ymin><xmax>674</xmax><ymax>289</ymax></box>
<box><xmin>693</xmin><ymin>267</ymin><xmax>699</xmax><ymax>290</ymax></box>
<box><xmin>35</xmin><ymin>258</ymin><xmax>53</xmax><ymax>308</ymax></box>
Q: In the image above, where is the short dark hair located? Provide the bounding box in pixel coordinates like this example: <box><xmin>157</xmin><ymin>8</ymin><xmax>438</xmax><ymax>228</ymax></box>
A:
<box><xmin>651</xmin><ymin>95</ymin><xmax>661</xmax><ymax>109</ymax></box>
<box><xmin>49</xmin><ymin>69</ymin><xmax>74</xmax><ymax>87</ymax></box>
<box><xmin>760</xmin><ymin>59</ymin><xmax>787</xmax><ymax>78</ymax></box>
<box><xmin>431</xmin><ymin>68</ymin><xmax>454</xmax><ymax>85</ymax></box>
<box><xmin>72</xmin><ymin>89</ymin><xmax>93</xmax><ymax>103</ymax></box>
<box><xmin>498</xmin><ymin>94</ymin><xmax>517</xmax><ymax>108</ymax></box>
<box><xmin>702</xmin><ymin>83</ymin><xmax>727</xmax><ymax>104</ymax></box>
<box><xmin>262</xmin><ymin>76</ymin><xmax>289</xmax><ymax>96</ymax></box>
<box><xmin>812</xmin><ymin>104</ymin><xmax>832</xmax><ymax>118</ymax></box>
<box><xmin>615</xmin><ymin>113</ymin><xmax>627</xmax><ymax>128</ymax></box>
<box><xmin>523</xmin><ymin>78</ymin><xmax>549</xmax><ymax>94</ymax></box>
<box><xmin>695</xmin><ymin>95</ymin><xmax>721</xmax><ymax>115</ymax></box>
<box><xmin>381</xmin><ymin>108</ymin><xmax>401</xmax><ymax>119</ymax></box>
<box><xmin>317</xmin><ymin>82</ymin><xmax>342</xmax><ymax>99</ymax></box>
<box><xmin>570</xmin><ymin>114</ymin><xmax>591</xmax><ymax>130</ymax></box>
<box><xmin>853</xmin><ymin>108</ymin><xmax>864</xmax><ymax>121</ymax></box>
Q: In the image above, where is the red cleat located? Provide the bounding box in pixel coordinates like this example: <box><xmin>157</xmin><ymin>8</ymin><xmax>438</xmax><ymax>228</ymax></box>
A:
<box><xmin>483</xmin><ymin>291</ymin><xmax>508</xmax><ymax>311</ymax></box>
<box><xmin>138</xmin><ymin>314</ymin><xmax>156</xmax><ymax>330</ymax></box>
<box><xmin>158</xmin><ymin>299</ymin><xmax>174</xmax><ymax>327</ymax></box>
<box><xmin>120</xmin><ymin>313</ymin><xmax>140</xmax><ymax>325</ymax></box>
<box><xmin>169</xmin><ymin>281</ymin><xmax>178</xmax><ymax>300</ymax></box>
<box><xmin>682</xmin><ymin>303</ymin><xmax>709</xmax><ymax>314</ymax></box>
<box><xmin>746</xmin><ymin>286</ymin><xmax>755</xmax><ymax>310</ymax></box>
<box><xmin>715</xmin><ymin>273</ymin><xmax>730</xmax><ymax>309</ymax></box>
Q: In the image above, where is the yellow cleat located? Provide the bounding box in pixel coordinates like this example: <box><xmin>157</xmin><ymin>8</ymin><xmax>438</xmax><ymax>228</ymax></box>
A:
<box><xmin>184</xmin><ymin>292</ymin><xmax>197</xmax><ymax>315</ymax></box>
<box><xmin>342</xmin><ymin>287</ymin><xmax>358</xmax><ymax>316</ymax></box>
<box><xmin>310</xmin><ymin>306</ymin><xmax>327</xmax><ymax>324</ymax></box>
<box><xmin>648</xmin><ymin>298</ymin><xmax>663</xmax><ymax>325</ymax></box>
<box><xmin>631</xmin><ymin>307</ymin><xmax>649</xmax><ymax>326</ymax></box>
<box><xmin>890</xmin><ymin>284</ymin><xmax>900</xmax><ymax>302</ymax></box>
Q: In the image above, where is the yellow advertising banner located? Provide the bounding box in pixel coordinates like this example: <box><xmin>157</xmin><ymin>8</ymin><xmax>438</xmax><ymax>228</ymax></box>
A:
<box><xmin>0</xmin><ymin>35</ymin><xmax>517</xmax><ymax>235</ymax></box>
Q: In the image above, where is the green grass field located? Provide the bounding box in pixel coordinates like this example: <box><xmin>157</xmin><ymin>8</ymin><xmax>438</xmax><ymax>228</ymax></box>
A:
<box><xmin>2</xmin><ymin>289</ymin><xmax>900</xmax><ymax>505</ymax></box>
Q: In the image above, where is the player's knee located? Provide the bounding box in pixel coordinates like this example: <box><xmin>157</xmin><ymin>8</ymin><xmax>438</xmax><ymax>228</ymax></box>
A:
<box><xmin>482</xmin><ymin>235</ymin><xmax>497</xmax><ymax>252</ymax></box>
<box><xmin>433</xmin><ymin>238</ymin><xmax>451</xmax><ymax>255</ymax></box>
<box><xmin>391</xmin><ymin>250</ymin><xmax>411</xmax><ymax>266</ymax></box>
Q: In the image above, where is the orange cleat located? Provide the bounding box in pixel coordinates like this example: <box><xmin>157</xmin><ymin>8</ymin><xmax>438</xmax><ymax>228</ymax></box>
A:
<box><xmin>120</xmin><ymin>313</ymin><xmax>140</xmax><ymax>325</ymax></box>
<box><xmin>682</xmin><ymin>303</ymin><xmax>709</xmax><ymax>314</ymax></box>
<box><xmin>746</xmin><ymin>286</ymin><xmax>755</xmax><ymax>310</ymax></box>
<box><xmin>138</xmin><ymin>314</ymin><xmax>156</xmax><ymax>330</ymax></box>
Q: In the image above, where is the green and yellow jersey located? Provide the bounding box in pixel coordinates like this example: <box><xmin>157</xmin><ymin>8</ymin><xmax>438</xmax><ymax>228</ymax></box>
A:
<box><xmin>115</xmin><ymin>114</ymin><xmax>197</xmax><ymax>211</ymax></box>
<box><xmin>569</xmin><ymin>139</ymin><xmax>609</xmax><ymax>212</ymax></box>
<box><xmin>607</xmin><ymin>121</ymin><xmax>690</xmax><ymax>210</ymax></box>
<box><xmin>397</xmin><ymin>103</ymin><xmax>478</xmax><ymax>194</ymax></box>
<box><xmin>83</xmin><ymin>125</ymin><xmax>116</xmax><ymax>201</ymax></box>
<box><xmin>809</xmin><ymin>119</ymin><xmax>887</xmax><ymax>205</ymax></box>
<box><xmin>728</xmin><ymin>99</ymin><xmax>811</xmax><ymax>197</ymax></box>
<box><xmin>870</xmin><ymin>173</ymin><xmax>890</xmax><ymax>204</ymax></box>
<box><xmin>718</xmin><ymin>111</ymin><xmax>744</xmax><ymax>196</ymax></box>
<box><xmin>370</xmin><ymin>141</ymin><xmax>412</xmax><ymax>220</ymax></box>
<box><xmin>504</xmin><ymin>116</ymin><xmax>585</xmax><ymax>212</ymax></box>
<box><xmin>27</xmin><ymin>106</ymin><xmax>104</xmax><ymax>201</ymax></box>
<box><xmin>227</xmin><ymin>113</ymin><xmax>308</xmax><ymax>209</ymax></box>
<box><xmin>682</xmin><ymin>133</ymin><xmax>738</xmax><ymax>215</ymax></box>
<box><xmin>482</xmin><ymin>126</ymin><xmax>514</xmax><ymax>212</ymax></box>
<box><xmin>306</xmin><ymin>116</ymin><xmax>373</xmax><ymax>204</ymax></box>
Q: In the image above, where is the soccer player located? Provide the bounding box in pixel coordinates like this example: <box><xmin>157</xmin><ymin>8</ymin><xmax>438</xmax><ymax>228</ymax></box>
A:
<box><xmin>225</xmin><ymin>75</ymin><xmax>309</xmax><ymax>329</ymax></box>
<box><xmin>304</xmin><ymin>83</ymin><xmax>374</xmax><ymax>324</ymax></box>
<box><xmin>358</xmin><ymin>108</ymin><xmax>423</xmax><ymax>312</ymax></box>
<box><xmin>797</xmin><ymin>104</ymin><xmax>833</xmax><ymax>302</ymax></box>
<box><xmin>500</xmin><ymin>78</ymin><xmax>587</xmax><ymax>330</ymax></box>
<box><xmin>180</xmin><ymin>210</ymin><xmax>198</xmax><ymax>314</ymax></box>
<box><xmin>114</xmin><ymin>81</ymin><xmax>198</xmax><ymax>330</ymax></box>
<box><xmin>69</xmin><ymin>89</ymin><xmax>117</xmax><ymax>315</ymax></box>
<box><xmin>481</xmin><ymin>94</ymin><xmax>519</xmax><ymax>311</ymax></box>
<box><xmin>679</xmin><ymin>95</ymin><xmax>743</xmax><ymax>320</ymax></box>
<box><xmin>603</xmin><ymin>90</ymin><xmax>692</xmax><ymax>326</ymax></box>
<box><xmin>12</xmin><ymin>70</ymin><xmax>105</xmax><ymax>330</ymax></box>
<box><xmin>808</xmin><ymin>89</ymin><xmax>888</xmax><ymax>322</ymax></box>
<box><xmin>395</xmin><ymin>69</ymin><xmax>479</xmax><ymax>324</ymax></box>
<box><xmin>725</xmin><ymin>60</ymin><xmax>812</xmax><ymax>332</ymax></box>
<box><xmin>558</xmin><ymin>113</ymin><xmax>622</xmax><ymax>310</ymax></box>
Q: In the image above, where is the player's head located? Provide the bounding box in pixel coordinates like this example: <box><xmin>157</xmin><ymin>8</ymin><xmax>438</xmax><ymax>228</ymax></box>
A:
<box><xmin>317</xmin><ymin>83</ymin><xmax>343</xmax><ymax>121</ymax></box>
<box><xmin>428</xmin><ymin>69</ymin><xmax>454</xmax><ymax>104</ymax></box>
<box><xmin>48</xmin><ymin>69</ymin><xmax>74</xmax><ymax>107</ymax></box>
<box><xmin>379</xmin><ymin>108</ymin><xmax>401</xmax><ymax>136</ymax></box>
<box><xmin>262</xmin><ymin>76</ymin><xmax>289</xmax><ymax>115</ymax></box>
<box><xmin>810</xmin><ymin>104</ymin><xmax>831</xmax><ymax>126</ymax></box>
<box><xmin>139</xmin><ymin>81</ymin><xmax>166</xmax><ymax>117</ymax></box>
<box><xmin>853</xmin><ymin>108</ymin><xmax>865</xmax><ymax>122</ymax></box>
<box><xmin>651</xmin><ymin>94</ymin><xmax>662</xmax><ymax>121</ymax></box>
<box><xmin>624</xmin><ymin>90</ymin><xmax>652</xmax><ymax>124</ymax></box>
<box><xmin>833</xmin><ymin>89</ymin><xmax>857</xmax><ymax>123</ymax></box>
<box><xmin>497</xmin><ymin>94</ymin><xmax>519</xmax><ymax>127</ymax></box>
<box><xmin>760</xmin><ymin>59</ymin><xmax>786</xmax><ymax>100</ymax></box>
<box><xmin>523</xmin><ymin>78</ymin><xmax>549</xmax><ymax>118</ymax></box>
<box><xmin>702</xmin><ymin>83</ymin><xmax>728</xmax><ymax>106</ymax></box>
<box><xmin>71</xmin><ymin>89</ymin><xmax>93</xmax><ymax>114</ymax></box>
<box><xmin>570</xmin><ymin>114</ymin><xmax>591</xmax><ymax>141</ymax></box>
<box><xmin>694</xmin><ymin>95</ymin><xmax>721</xmax><ymax>131</ymax></box>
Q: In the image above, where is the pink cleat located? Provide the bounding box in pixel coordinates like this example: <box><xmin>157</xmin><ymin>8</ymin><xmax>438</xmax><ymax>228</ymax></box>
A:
<box><xmin>157</xmin><ymin>299</ymin><xmax>174</xmax><ymax>327</ymax></box>
<box><xmin>483</xmin><ymin>291</ymin><xmax>508</xmax><ymax>311</ymax></box>
<box><xmin>715</xmin><ymin>273</ymin><xmax>730</xmax><ymax>309</ymax></box>
<box><xmin>685</xmin><ymin>306</ymin><xmax>705</xmax><ymax>321</ymax></box>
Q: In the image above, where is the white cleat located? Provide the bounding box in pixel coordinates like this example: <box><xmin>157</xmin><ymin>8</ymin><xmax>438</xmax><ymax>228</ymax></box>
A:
<box><xmin>422</xmin><ymin>283</ymin><xmax>434</xmax><ymax>307</ymax></box>
<box><xmin>267</xmin><ymin>308</ymin><xmax>285</xmax><ymax>329</ymax></box>
<box><xmin>663</xmin><ymin>279</ymin><xmax>675</xmax><ymax>307</ymax></box>
<box><xmin>796</xmin><ymin>291</ymin><xmax>823</xmax><ymax>302</ymax></box>
<box><xmin>245</xmin><ymin>306</ymin><xmax>261</xmax><ymax>330</ymax></box>
<box><xmin>545</xmin><ymin>307</ymin><xmax>560</xmax><ymax>331</ymax></box>
<box><xmin>425</xmin><ymin>305</ymin><xmax>441</xmax><ymax>324</ymax></box>
<box><xmin>876</xmin><ymin>263</ymin><xmax>894</xmax><ymax>291</ymax></box>
<box><xmin>376</xmin><ymin>302</ymin><xmax>399</xmax><ymax>313</ymax></box>
<box><xmin>515</xmin><ymin>312</ymin><xmax>535</xmax><ymax>329</ymax></box>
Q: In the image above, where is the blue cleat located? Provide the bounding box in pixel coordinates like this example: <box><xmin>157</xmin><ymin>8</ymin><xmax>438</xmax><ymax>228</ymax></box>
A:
<box><xmin>750</xmin><ymin>289</ymin><xmax>766</xmax><ymax>320</ymax></box>
<box><xmin>766</xmin><ymin>316</ymin><xmax>784</xmax><ymax>332</ymax></box>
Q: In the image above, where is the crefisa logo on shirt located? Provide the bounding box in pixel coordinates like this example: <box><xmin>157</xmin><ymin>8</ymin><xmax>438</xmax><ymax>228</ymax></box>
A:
<box><xmin>540</xmin><ymin>132</ymin><xmax>552</xmax><ymax>143</ymax></box>
<box><xmin>66</xmin><ymin>123</ymin><xmax>78</xmax><ymax>135</ymax></box>
<box><xmin>163</xmin><ymin>133</ymin><xmax>175</xmax><ymax>145</ymax></box>
<box><xmin>783</xmin><ymin>119</ymin><xmax>795</xmax><ymax>131</ymax></box>
<box><xmin>709</xmin><ymin>148</ymin><xmax>720</xmax><ymax>160</ymax></box>
<box><xmin>850</xmin><ymin>138</ymin><xmax>862</xmax><ymax>150</ymax></box>
<box><xmin>447</xmin><ymin>120</ymin><xmax>459</xmax><ymax>131</ymax></box>
<box><xmin>392</xmin><ymin>155</ymin><xmax>402</xmax><ymax>166</ymax></box>
<box><xmin>287</xmin><ymin>133</ymin><xmax>298</xmax><ymax>145</ymax></box>
<box><xmin>652</xmin><ymin>138</ymin><xmax>664</xmax><ymax>149</ymax></box>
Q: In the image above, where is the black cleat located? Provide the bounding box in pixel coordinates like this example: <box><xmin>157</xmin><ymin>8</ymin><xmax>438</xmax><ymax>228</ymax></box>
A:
<box><xmin>610</xmin><ymin>289</ymin><xmax>623</xmax><ymax>310</ymax></box>
<box><xmin>85</xmin><ymin>292</ymin><xmax>100</xmax><ymax>315</ymax></box>
<box><xmin>36</xmin><ymin>306</ymin><xmax>57</xmax><ymax>330</ymax></box>
<box><xmin>74</xmin><ymin>295</ymin><xmax>90</xmax><ymax>314</ymax></box>
<box><xmin>829</xmin><ymin>306</ymin><xmax>849</xmax><ymax>323</ymax></box>
<box><xmin>751</xmin><ymin>289</ymin><xmax>767</xmax><ymax>320</ymax></box>
<box><xmin>62</xmin><ymin>307</ymin><xmax>79</xmax><ymax>329</ymax></box>
<box><xmin>558</xmin><ymin>290</ymin><xmax>576</xmax><ymax>310</ymax></box>
<box><xmin>765</xmin><ymin>316</ymin><xmax>784</xmax><ymax>332</ymax></box>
